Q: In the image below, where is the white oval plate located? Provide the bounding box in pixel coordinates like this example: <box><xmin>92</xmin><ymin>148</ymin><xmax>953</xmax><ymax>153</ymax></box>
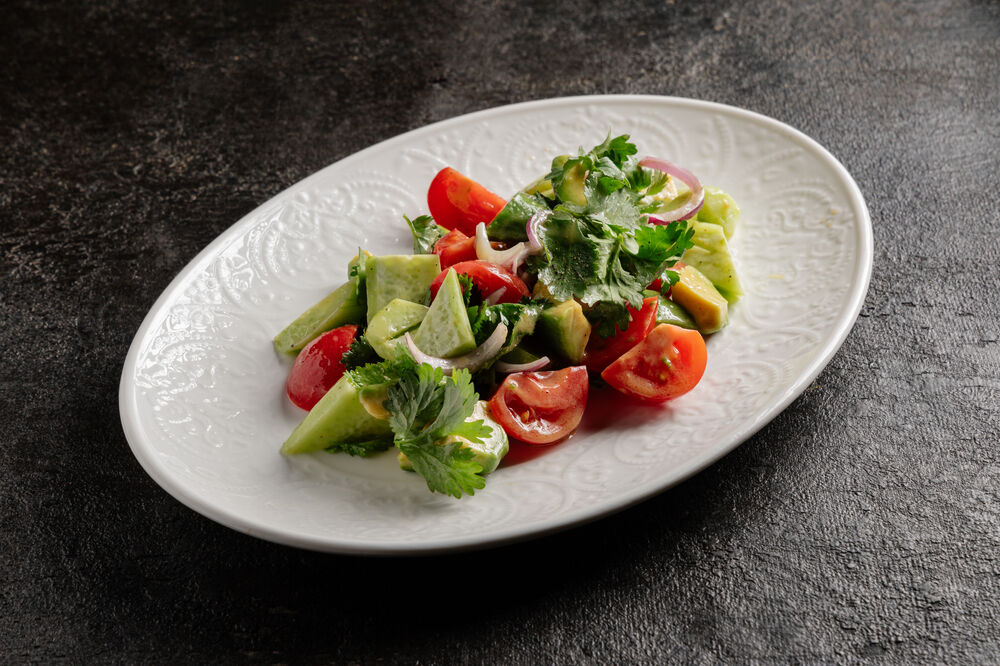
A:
<box><xmin>120</xmin><ymin>96</ymin><xmax>871</xmax><ymax>555</ymax></box>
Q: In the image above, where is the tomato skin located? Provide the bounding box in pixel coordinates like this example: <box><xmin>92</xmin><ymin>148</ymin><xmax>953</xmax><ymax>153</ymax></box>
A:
<box><xmin>601</xmin><ymin>324</ymin><xmax>707</xmax><ymax>403</ymax></box>
<box><xmin>433</xmin><ymin>229</ymin><xmax>478</xmax><ymax>269</ymax></box>
<box><xmin>429</xmin><ymin>260</ymin><xmax>530</xmax><ymax>304</ymax></box>
<box><xmin>488</xmin><ymin>367</ymin><xmax>589</xmax><ymax>445</ymax></box>
<box><xmin>583</xmin><ymin>296</ymin><xmax>659</xmax><ymax>373</ymax></box>
<box><xmin>427</xmin><ymin>167</ymin><xmax>507</xmax><ymax>237</ymax></box>
<box><xmin>285</xmin><ymin>325</ymin><xmax>358</xmax><ymax>410</ymax></box>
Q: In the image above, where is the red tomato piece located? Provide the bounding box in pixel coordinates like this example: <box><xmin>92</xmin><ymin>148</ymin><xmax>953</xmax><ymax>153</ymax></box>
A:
<box><xmin>488</xmin><ymin>367</ymin><xmax>589</xmax><ymax>445</ymax></box>
<box><xmin>429</xmin><ymin>260</ymin><xmax>530</xmax><ymax>304</ymax></box>
<box><xmin>427</xmin><ymin>167</ymin><xmax>507</xmax><ymax>237</ymax></box>
<box><xmin>601</xmin><ymin>324</ymin><xmax>707</xmax><ymax>403</ymax></box>
<box><xmin>285</xmin><ymin>325</ymin><xmax>358</xmax><ymax>411</ymax></box>
<box><xmin>583</xmin><ymin>296</ymin><xmax>659</xmax><ymax>373</ymax></box>
<box><xmin>433</xmin><ymin>229</ymin><xmax>478</xmax><ymax>269</ymax></box>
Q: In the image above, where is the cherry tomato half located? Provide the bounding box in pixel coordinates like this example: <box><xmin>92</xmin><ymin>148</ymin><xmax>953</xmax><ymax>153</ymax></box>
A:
<box><xmin>429</xmin><ymin>260</ymin><xmax>530</xmax><ymax>304</ymax></box>
<box><xmin>285</xmin><ymin>325</ymin><xmax>358</xmax><ymax>411</ymax></box>
<box><xmin>433</xmin><ymin>229</ymin><xmax>478</xmax><ymax>269</ymax></box>
<box><xmin>488</xmin><ymin>367</ymin><xmax>589</xmax><ymax>445</ymax></box>
<box><xmin>583</xmin><ymin>296</ymin><xmax>659</xmax><ymax>373</ymax></box>
<box><xmin>427</xmin><ymin>167</ymin><xmax>507</xmax><ymax>237</ymax></box>
<box><xmin>601</xmin><ymin>324</ymin><xmax>707</xmax><ymax>403</ymax></box>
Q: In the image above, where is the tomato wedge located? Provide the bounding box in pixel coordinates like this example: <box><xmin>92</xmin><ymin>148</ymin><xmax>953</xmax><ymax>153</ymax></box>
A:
<box><xmin>427</xmin><ymin>167</ymin><xmax>507</xmax><ymax>237</ymax></box>
<box><xmin>488</xmin><ymin>367</ymin><xmax>589</xmax><ymax>445</ymax></box>
<box><xmin>433</xmin><ymin>229</ymin><xmax>478</xmax><ymax>269</ymax></box>
<box><xmin>285</xmin><ymin>325</ymin><xmax>358</xmax><ymax>411</ymax></box>
<box><xmin>583</xmin><ymin>296</ymin><xmax>659</xmax><ymax>373</ymax></box>
<box><xmin>429</xmin><ymin>260</ymin><xmax>529</xmax><ymax>304</ymax></box>
<box><xmin>601</xmin><ymin>324</ymin><xmax>707</xmax><ymax>403</ymax></box>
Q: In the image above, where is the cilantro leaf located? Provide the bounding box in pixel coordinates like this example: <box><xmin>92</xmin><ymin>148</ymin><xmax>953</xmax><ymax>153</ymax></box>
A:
<box><xmin>340</xmin><ymin>336</ymin><xmax>381</xmax><ymax>370</ymax></box>
<box><xmin>347</xmin><ymin>354</ymin><xmax>418</xmax><ymax>390</ymax></box>
<box><xmin>384</xmin><ymin>365</ymin><xmax>490</xmax><ymax>498</ymax></box>
<box><xmin>405</xmin><ymin>214</ymin><xmax>444</xmax><ymax>254</ymax></box>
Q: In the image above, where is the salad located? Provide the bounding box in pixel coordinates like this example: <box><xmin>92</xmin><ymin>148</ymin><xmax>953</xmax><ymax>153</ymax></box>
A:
<box><xmin>274</xmin><ymin>135</ymin><xmax>742</xmax><ymax>498</ymax></box>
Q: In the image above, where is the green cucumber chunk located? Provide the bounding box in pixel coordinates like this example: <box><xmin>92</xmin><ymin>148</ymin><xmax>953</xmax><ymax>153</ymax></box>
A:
<box><xmin>365</xmin><ymin>299</ymin><xmax>429</xmax><ymax>360</ymax></box>
<box><xmin>681</xmin><ymin>221</ymin><xmax>743</xmax><ymax>303</ymax></box>
<box><xmin>272</xmin><ymin>279</ymin><xmax>364</xmax><ymax>354</ymax></box>
<box><xmin>642</xmin><ymin>289</ymin><xmax>697</xmax><ymax>330</ymax></box>
<box><xmin>695</xmin><ymin>186</ymin><xmax>740</xmax><ymax>240</ymax></box>
<box><xmin>487</xmin><ymin>192</ymin><xmax>549</xmax><ymax>242</ymax></box>
<box><xmin>365</xmin><ymin>254</ymin><xmax>441</xmax><ymax>323</ymax></box>
<box><xmin>411</xmin><ymin>269</ymin><xmax>477</xmax><ymax>358</ymax></box>
<box><xmin>536</xmin><ymin>300</ymin><xmax>591</xmax><ymax>364</ymax></box>
<box><xmin>398</xmin><ymin>401</ymin><xmax>508</xmax><ymax>475</ymax></box>
<box><xmin>281</xmin><ymin>376</ymin><xmax>392</xmax><ymax>455</ymax></box>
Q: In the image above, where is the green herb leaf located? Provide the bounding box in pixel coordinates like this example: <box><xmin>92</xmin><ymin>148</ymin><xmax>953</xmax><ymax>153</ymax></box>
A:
<box><xmin>340</xmin><ymin>336</ymin><xmax>381</xmax><ymax>370</ymax></box>
<box><xmin>326</xmin><ymin>439</ymin><xmax>393</xmax><ymax>457</ymax></box>
<box><xmin>405</xmin><ymin>214</ymin><xmax>445</xmax><ymax>254</ymax></box>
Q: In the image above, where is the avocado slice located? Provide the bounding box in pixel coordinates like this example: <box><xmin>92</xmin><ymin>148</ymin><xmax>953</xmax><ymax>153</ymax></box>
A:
<box><xmin>272</xmin><ymin>279</ymin><xmax>365</xmax><ymax>354</ymax></box>
<box><xmin>695</xmin><ymin>186</ymin><xmax>740</xmax><ymax>240</ymax></box>
<box><xmin>681</xmin><ymin>221</ymin><xmax>743</xmax><ymax>303</ymax></box>
<box><xmin>642</xmin><ymin>289</ymin><xmax>697</xmax><ymax>330</ymax></box>
<box><xmin>398</xmin><ymin>401</ymin><xmax>509</xmax><ymax>474</ymax></box>
<box><xmin>537</xmin><ymin>300</ymin><xmax>591</xmax><ymax>364</ymax></box>
<box><xmin>365</xmin><ymin>299</ymin><xmax>430</xmax><ymax>360</ymax></box>
<box><xmin>554</xmin><ymin>161</ymin><xmax>588</xmax><ymax>207</ymax></box>
<box><xmin>411</xmin><ymin>269</ymin><xmax>477</xmax><ymax>358</ymax></box>
<box><xmin>670</xmin><ymin>265</ymin><xmax>729</xmax><ymax>334</ymax></box>
<box><xmin>486</xmin><ymin>192</ymin><xmax>549</xmax><ymax>242</ymax></box>
<box><xmin>365</xmin><ymin>254</ymin><xmax>441</xmax><ymax>323</ymax></box>
<box><xmin>281</xmin><ymin>376</ymin><xmax>392</xmax><ymax>455</ymax></box>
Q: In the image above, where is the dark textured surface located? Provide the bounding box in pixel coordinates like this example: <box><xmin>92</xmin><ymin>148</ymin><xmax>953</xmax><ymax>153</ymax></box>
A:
<box><xmin>2</xmin><ymin>0</ymin><xmax>999</xmax><ymax>662</ymax></box>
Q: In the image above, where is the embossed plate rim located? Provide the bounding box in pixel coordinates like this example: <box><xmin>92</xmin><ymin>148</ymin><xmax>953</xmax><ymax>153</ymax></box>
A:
<box><xmin>120</xmin><ymin>95</ymin><xmax>872</xmax><ymax>555</ymax></box>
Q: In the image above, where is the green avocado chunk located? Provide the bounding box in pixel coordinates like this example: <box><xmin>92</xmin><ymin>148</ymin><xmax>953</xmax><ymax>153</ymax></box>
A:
<box><xmin>272</xmin><ymin>279</ymin><xmax>365</xmax><ymax>354</ymax></box>
<box><xmin>555</xmin><ymin>161</ymin><xmax>588</xmax><ymax>207</ymax></box>
<box><xmin>642</xmin><ymin>289</ymin><xmax>697</xmax><ymax>330</ymax></box>
<box><xmin>365</xmin><ymin>254</ymin><xmax>441</xmax><ymax>323</ymax></box>
<box><xmin>487</xmin><ymin>192</ymin><xmax>549</xmax><ymax>242</ymax></box>
<box><xmin>681</xmin><ymin>221</ymin><xmax>743</xmax><ymax>303</ymax></box>
<box><xmin>536</xmin><ymin>300</ymin><xmax>591</xmax><ymax>364</ymax></box>
<box><xmin>281</xmin><ymin>376</ymin><xmax>392</xmax><ymax>455</ymax></box>
<box><xmin>670</xmin><ymin>265</ymin><xmax>729</xmax><ymax>334</ymax></box>
<box><xmin>411</xmin><ymin>269</ymin><xmax>477</xmax><ymax>358</ymax></box>
<box><xmin>365</xmin><ymin>299</ymin><xmax>429</xmax><ymax>360</ymax></box>
<box><xmin>398</xmin><ymin>401</ymin><xmax>509</xmax><ymax>475</ymax></box>
<box><xmin>695</xmin><ymin>186</ymin><xmax>741</xmax><ymax>240</ymax></box>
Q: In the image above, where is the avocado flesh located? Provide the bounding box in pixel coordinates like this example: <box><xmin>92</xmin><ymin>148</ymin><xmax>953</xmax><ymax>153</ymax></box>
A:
<box><xmin>537</xmin><ymin>300</ymin><xmax>591</xmax><ymax>364</ymax></box>
<box><xmin>681</xmin><ymin>221</ymin><xmax>743</xmax><ymax>303</ymax></box>
<box><xmin>670</xmin><ymin>265</ymin><xmax>729</xmax><ymax>334</ymax></box>
<box><xmin>272</xmin><ymin>279</ymin><xmax>365</xmax><ymax>354</ymax></box>
<box><xmin>365</xmin><ymin>254</ymin><xmax>441</xmax><ymax>323</ymax></box>
<box><xmin>554</xmin><ymin>162</ymin><xmax>588</xmax><ymax>207</ymax></box>
<box><xmin>487</xmin><ymin>192</ymin><xmax>548</xmax><ymax>242</ymax></box>
<box><xmin>365</xmin><ymin>299</ymin><xmax>429</xmax><ymax>360</ymax></box>
<box><xmin>695</xmin><ymin>186</ymin><xmax>740</xmax><ymax>240</ymax></box>
<box><xmin>642</xmin><ymin>290</ymin><xmax>697</xmax><ymax>330</ymax></box>
<box><xmin>411</xmin><ymin>269</ymin><xmax>477</xmax><ymax>358</ymax></box>
<box><xmin>281</xmin><ymin>376</ymin><xmax>392</xmax><ymax>455</ymax></box>
<box><xmin>398</xmin><ymin>401</ymin><xmax>509</xmax><ymax>474</ymax></box>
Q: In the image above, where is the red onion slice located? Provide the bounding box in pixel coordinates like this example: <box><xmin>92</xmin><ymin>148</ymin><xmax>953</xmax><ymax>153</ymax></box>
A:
<box><xmin>475</xmin><ymin>223</ymin><xmax>526</xmax><ymax>267</ymax></box>
<box><xmin>494</xmin><ymin>356</ymin><xmax>551</xmax><ymax>374</ymax></box>
<box><xmin>526</xmin><ymin>211</ymin><xmax>547</xmax><ymax>253</ymax></box>
<box><xmin>640</xmin><ymin>156</ymin><xmax>705</xmax><ymax>223</ymax></box>
<box><xmin>484</xmin><ymin>287</ymin><xmax>506</xmax><ymax>306</ymax></box>
<box><xmin>404</xmin><ymin>323</ymin><xmax>508</xmax><ymax>375</ymax></box>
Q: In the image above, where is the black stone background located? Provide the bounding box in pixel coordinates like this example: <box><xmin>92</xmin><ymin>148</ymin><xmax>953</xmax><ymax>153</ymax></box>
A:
<box><xmin>2</xmin><ymin>0</ymin><xmax>998</xmax><ymax>663</ymax></box>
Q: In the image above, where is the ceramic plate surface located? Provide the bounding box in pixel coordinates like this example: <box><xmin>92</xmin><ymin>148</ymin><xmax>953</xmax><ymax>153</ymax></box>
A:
<box><xmin>120</xmin><ymin>95</ymin><xmax>872</xmax><ymax>555</ymax></box>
